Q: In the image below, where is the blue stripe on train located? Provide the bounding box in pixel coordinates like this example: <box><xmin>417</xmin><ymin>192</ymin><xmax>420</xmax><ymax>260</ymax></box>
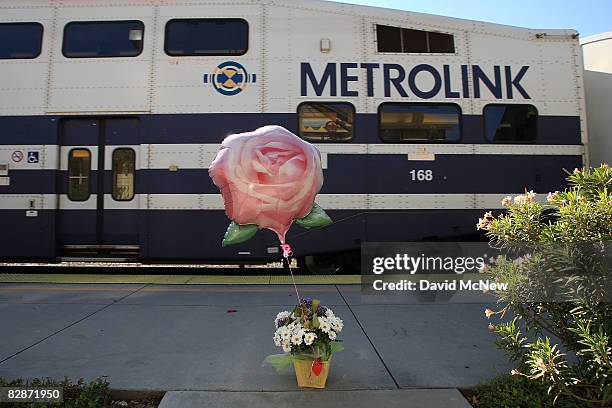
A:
<box><xmin>137</xmin><ymin>154</ymin><xmax>582</xmax><ymax>194</ymax></box>
<box><xmin>2</xmin><ymin>154</ymin><xmax>582</xmax><ymax>195</ymax></box>
<box><xmin>0</xmin><ymin>208</ymin><xmax>488</xmax><ymax>260</ymax></box>
<box><xmin>140</xmin><ymin>209</ymin><xmax>489</xmax><ymax>260</ymax></box>
<box><xmin>0</xmin><ymin>171</ymin><xmax>56</xmax><ymax>194</ymax></box>
<box><xmin>0</xmin><ymin>113</ymin><xmax>582</xmax><ymax>145</ymax></box>
<box><xmin>0</xmin><ymin>116</ymin><xmax>60</xmax><ymax>145</ymax></box>
<box><xmin>148</xmin><ymin>114</ymin><xmax>582</xmax><ymax>145</ymax></box>
<box><xmin>0</xmin><ymin>210</ymin><xmax>56</xmax><ymax>259</ymax></box>
<box><xmin>59</xmin><ymin>209</ymin><xmax>139</xmax><ymax>246</ymax></box>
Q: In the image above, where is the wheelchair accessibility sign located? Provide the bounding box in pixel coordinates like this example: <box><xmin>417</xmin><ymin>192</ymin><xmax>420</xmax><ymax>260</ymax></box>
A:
<box><xmin>27</xmin><ymin>151</ymin><xmax>39</xmax><ymax>163</ymax></box>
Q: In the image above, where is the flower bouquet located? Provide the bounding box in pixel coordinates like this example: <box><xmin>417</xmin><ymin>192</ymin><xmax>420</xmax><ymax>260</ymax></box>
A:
<box><xmin>265</xmin><ymin>298</ymin><xmax>344</xmax><ymax>388</ymax></box>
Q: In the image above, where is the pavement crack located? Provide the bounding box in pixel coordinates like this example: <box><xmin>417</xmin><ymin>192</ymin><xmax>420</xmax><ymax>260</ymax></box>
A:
<box><xmin>335</xmin><ymin>285</ymin><xmax>400</xmax><ymax>389</ymax></box>
<box><xmin>0</xmin><ymin>284</ymin><xmax>150</xmax><ymax>365</ymax></box>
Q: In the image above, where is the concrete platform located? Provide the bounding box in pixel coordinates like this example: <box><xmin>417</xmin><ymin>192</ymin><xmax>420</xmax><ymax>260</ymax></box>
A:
<box><xmin>351</xmin><ymin>304</ymin><xmax>510</xmax><ymax>388</ymax></box>
<box><xmin>0</xmin><ymin>282</ymin><xmax>511</xmax><ymax>405</ymax></box>
<box><xmin>118</xmin><ymin>284</ymin><xmax>347</xmax><ymax>306</ymax></box>
<box><xmin>158</xmin><ymin>389</ymin><xmax>473</xmax><ymax>408</ymax></box>
<box><xmin>0</xmin><ymin>303</ymin><xmax>394</xmax><ymax>390</ymax></box>
<box><xmin>0</xmin><ymin>303</ymin><xmax>102</xmax><ymax>362</ymax></box>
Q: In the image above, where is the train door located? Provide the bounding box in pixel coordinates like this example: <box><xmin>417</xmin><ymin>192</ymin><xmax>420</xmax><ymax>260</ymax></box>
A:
<box><xmin>58</xmin><ymin>118</ymin><xmax>140</xmax><ymax>258</ymax></box>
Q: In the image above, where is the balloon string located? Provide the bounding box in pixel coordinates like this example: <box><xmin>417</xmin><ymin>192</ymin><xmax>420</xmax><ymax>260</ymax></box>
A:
<box><xmin>281</xmin><ymin>243</ymin><xmax>302</xmax><ymax>307</ymax></box>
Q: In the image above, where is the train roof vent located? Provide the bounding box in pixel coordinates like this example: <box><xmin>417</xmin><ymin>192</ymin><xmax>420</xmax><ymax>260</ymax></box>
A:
<box><xmin>376</xmin><ymin>24</ymin><xmax>455</xmax><ymax>54</ymax></box>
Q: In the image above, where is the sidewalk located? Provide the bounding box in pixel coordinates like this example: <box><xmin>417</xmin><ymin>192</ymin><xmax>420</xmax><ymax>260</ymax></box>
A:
<box><xmin>0</xmin><ymin>282</ymin><xmax>510</xmax><ymax>407</ymax></box>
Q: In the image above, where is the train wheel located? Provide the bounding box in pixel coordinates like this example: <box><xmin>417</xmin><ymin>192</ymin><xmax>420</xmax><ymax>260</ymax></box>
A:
<box><xmin>300</xmin><ymin>254</ymin><xmax>342</xmax><ymax>275</ymax></box>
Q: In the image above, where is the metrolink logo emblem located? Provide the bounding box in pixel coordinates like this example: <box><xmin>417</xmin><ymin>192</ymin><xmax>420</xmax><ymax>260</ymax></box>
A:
<box><xmin>203</xmin><ymin>61</ymin><xmax>256</xmax><ymax>96</ymax></box>
<box><xmin>300</xmin><ymin>63</ymin><xmax>531</xmax><ymax>99</ymax></box>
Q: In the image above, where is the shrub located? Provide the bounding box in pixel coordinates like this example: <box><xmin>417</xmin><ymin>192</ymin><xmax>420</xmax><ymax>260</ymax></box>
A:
<box><xmin>470</xmin><ymin>373</ymin><xmax>580</xmax><ymax>408</ymax></box>
<box><xmin>479</xmin><ymin>164</ymin><xmax>612</xmax><ymax>407</ymax></box>
<box><xmin>0</xmin><ymin>377</ymin><xmax>111</xmax><ymax>408</ymax></box>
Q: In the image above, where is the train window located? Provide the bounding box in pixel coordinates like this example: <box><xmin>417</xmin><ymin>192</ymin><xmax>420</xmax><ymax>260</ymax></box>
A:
<box><xmin>379</xmin><ymin>103</ymin><xmax>461</xmax><ymax>142</ymax></box>
<box><xmin>376</xmin><ymin>25</ymin><xmax>402</xmax><ymax>52</ymax></box>
<box><xmin>298</xmin><ymin>102</ymin><xmax>355</xmax><ymax>142</ymax></box>
<box><xmin>68</xmin><ymin>149</ymin><xmax>91</xmax><ymax>201</ymax></box>
<box><xmin>376</xmin><ymin>24</ymin><xmax>455</xmax><ymax>53</ymax></box>
<box><xmin>428</xmin><ymin>31</ymin><xmax>455</xmax><ymax>53</ymax></box>
<box><xmin>164</xmin><ymin>19</ymin><xmax>248</xmax><ymax>56</ymax></box>
<box><xmin>484</xmin><ymin>104</ymin><xmax>538</xmax><ymax>142</ymax></box>
<box><xmin>0</xmin><ymin>23</ymin><xmax>43</xmax><ymax>59</ymax></box>
<box><xmin>401</xmin><ymin>28</ymin><xmax>428</xmax><ymax>53</ymax></box>
<box><xmin>62</xmin><ymin>20</ymin><xmax>144</xmax><ymax>58</ymax></box>
<box><xmin>112</xmin><ymin>148</ymin><xmax>135</xmax><ymax>201</ymax></box>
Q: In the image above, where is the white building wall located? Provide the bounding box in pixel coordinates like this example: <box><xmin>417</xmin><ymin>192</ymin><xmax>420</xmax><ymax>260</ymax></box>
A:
<box><xmin>582</xmin><ymin>32</ymin><xmax>612</xmax><ymax>167</ymax></box>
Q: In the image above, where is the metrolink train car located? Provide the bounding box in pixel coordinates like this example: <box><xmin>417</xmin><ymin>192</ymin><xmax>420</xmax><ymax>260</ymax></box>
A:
<box><xmin>0</xmin><ymin>0</ymin><xmax>587</xmax><ymax>272</ymax></box>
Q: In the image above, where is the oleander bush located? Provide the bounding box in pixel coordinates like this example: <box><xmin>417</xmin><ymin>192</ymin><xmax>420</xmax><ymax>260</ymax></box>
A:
<box><xmin>479</xmin><ymin>164</ymin><xmax>612</xmax><ymax>407</ymax></box>
<box><xmin>0</xmin><ymin>377</ymin><xmax>111</xmax><ymax>408</ymax></box>
<box><xmin>469</xmin><ymin>373</ymin><xmax>580</xmax><ymax>408</ymax></box>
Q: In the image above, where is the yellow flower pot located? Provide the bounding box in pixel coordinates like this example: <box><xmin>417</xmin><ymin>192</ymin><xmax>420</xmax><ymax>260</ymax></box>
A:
<box><xmin>293</xmin><ymin>357</ymin><xmax>332</xmax><ymax>389</ymax></box>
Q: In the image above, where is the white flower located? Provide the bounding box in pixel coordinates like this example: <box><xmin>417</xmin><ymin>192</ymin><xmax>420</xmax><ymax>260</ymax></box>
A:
<box><xmin>319</xmin><ymin>320</ymin><xmax>331</xmax><ymax>334</ymax></box>
<box><xmin>525</xmin><ymin>190</ymin><xmax>536</xmax><ymax>203</ymax></box>
<box><xmin>274</xmin><ymin>311</ymin><xmax>290</xmax><ymax>327</ymax></box>
<box><xmin>501</xmin><ymin>196</ymin><xmax>513</xmax><ymax>207</ymax></box>
<box><xmin>476</xmin><ymin>212</ymin><xmax>494</xmax><ymax>231</ymax></box>
<box><xmin>275</xmin><ymin>311</ymin><xmax>290</xmax><ymax>320</ymax></box>
<box><xmin>330</xmin><ymin>317</ymin><xmax>343</xmax><ymax>332</ymax></box>
<box><xmin>513</xmin><ymin>195</ymin><xmax>527</xmax><ymax>205</ymax></box>
<box><xmin>279</xmin><ymin>327</ymin><xmax>291</xmax><ymax>341</ymax></box>
<box><xmin>547</xmin><ymin>191</ymin><xmax>559</xmax><ymax>202</ymax></box>
<box><xmin>304</xmin><ymin>332</ymin><xmax>317</xmax><ymax>346</ymax></box>
<box><xmin>291</xmin><ymin>333</ymin><xmax>303</xmax><ymax>345</ymax></box>
<box><xmin>273</xmin><ymin>306</ymin><xmax>342</xmax><ymax>349</ymax></box>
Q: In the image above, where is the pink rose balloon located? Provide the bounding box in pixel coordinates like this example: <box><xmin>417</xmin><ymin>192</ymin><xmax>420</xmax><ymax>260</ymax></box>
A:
<box><xmin>209</xmin><ymin>125</ymin><xmax>324</xmax><ymax>244</ymax></box>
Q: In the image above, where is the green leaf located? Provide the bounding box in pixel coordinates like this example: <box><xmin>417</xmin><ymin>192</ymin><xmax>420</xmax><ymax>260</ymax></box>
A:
<box><xmin>263</xmin><ymin>353</ymin><xmax>294</xmax><ymax>374</ymax></box>
<box><xmin>312</xmin><ymin>315</ymin><xmax>320</xmax><ymax>329</ymax></box>
<box><xmin>330</xmin><ymin>341</ymin><xmax>345</xmax><ymax>354</ymax></box>
<box><xmin>222</xmin><ymin>221</ymin><xmax>258</xmax><ymax>246</ymax></box>
<box><xmin>295</xmin><ymin>203</ymin><xmax>333</xmax><ymax>229</ymax></box>
<box><xmin>311</xmin><ymin>299</ymin><xmax>321</xmax><ymax>315</ymax></box>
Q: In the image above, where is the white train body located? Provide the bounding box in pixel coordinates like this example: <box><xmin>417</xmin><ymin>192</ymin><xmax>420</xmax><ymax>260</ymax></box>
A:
<box><xmin>0</xmin><ymin>0</ymin><xmax>587</xmax><ymax>262</ymax></box>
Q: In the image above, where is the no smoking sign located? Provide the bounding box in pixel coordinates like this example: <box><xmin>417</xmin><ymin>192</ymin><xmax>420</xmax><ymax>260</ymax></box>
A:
<box><xmin>11</xmin><ymin>151</ymin><xmax>23</xmax><ymax>163</ymax></box>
